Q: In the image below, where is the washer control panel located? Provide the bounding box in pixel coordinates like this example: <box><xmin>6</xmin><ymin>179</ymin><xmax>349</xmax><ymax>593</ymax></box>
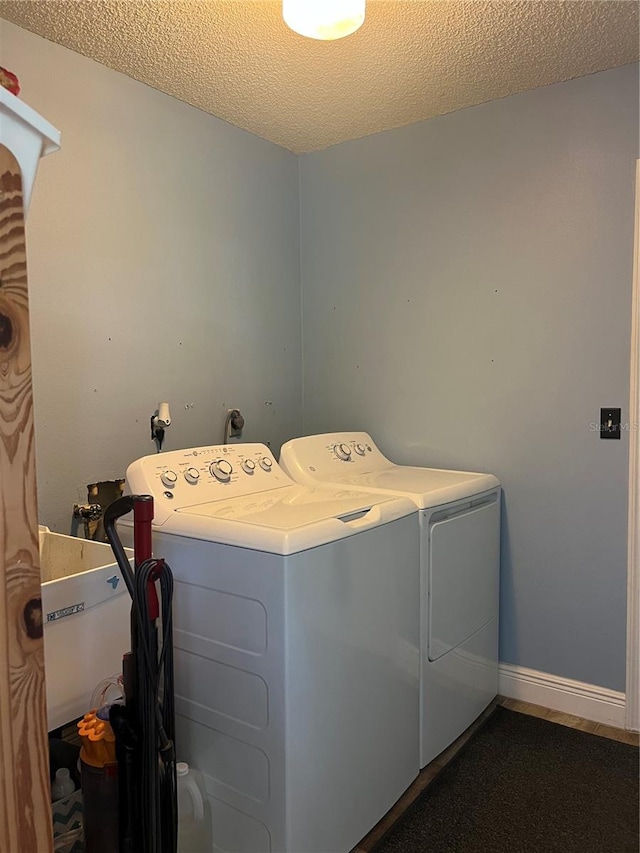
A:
<box><xmin>125</xmin><ymin>443</ymin><xmax>292</xmax><ymax>511</ymax></box>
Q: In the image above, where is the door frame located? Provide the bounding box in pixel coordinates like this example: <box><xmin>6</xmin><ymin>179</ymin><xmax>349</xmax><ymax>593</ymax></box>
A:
<box><xmin>626</xmin><ymin>159</ymin><xmax>640</xmax><ymax>732</ymax></box>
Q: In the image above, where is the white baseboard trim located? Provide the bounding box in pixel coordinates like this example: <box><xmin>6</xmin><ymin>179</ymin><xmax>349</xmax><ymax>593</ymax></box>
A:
<box><xmin>499</xmin><ymin>663</ymin><xmax>626</xmax><ymax>728</ymax></box>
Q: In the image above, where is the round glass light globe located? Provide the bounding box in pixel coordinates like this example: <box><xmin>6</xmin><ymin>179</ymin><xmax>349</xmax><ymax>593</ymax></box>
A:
<box><xmin>283</xmin><ymin>0</ymin><xmax>366</xmax><ymax>40</ymax></box>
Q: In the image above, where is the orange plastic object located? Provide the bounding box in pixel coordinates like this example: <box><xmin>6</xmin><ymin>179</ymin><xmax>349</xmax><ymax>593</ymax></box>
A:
<box><xmin>77</xmin><ymin>709</ymin><xmax>117</xmax><ymax>767</ymax></box>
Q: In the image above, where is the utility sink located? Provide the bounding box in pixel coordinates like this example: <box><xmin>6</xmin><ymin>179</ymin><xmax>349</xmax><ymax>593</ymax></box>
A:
<box><xmin>40</xmin><ymin>527</ymin><xmax>133</xmax><ymax>731</ymax></box>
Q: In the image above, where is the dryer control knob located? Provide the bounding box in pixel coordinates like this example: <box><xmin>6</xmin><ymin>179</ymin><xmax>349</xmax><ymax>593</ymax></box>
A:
<box><xmin>160</xmin><ymin>470</ymin><xmax>178</xmax><ymax>487</ymax></box>
<box><xmin>259</xmin><ymin>457</ymin><xmax>273</xmax><ymax>472</ymax></box>
<box><xmin>335</xmin><ymin>443</ymin><xmax>352</xmax><ymax>461</ymax></box>
<box><xmin>184</xmin><ymin>467</ymin><xmax>200</xmax><ymax>485</ymax></box>
<box><xmin>210</xmin><ymin>459</ymin><xmax>233</xmax><ymax>482</ymax></box>
<box><xmin>354</xmin><ymin>443</ymin><xmax>366</xmax><ymax>456</ymax></box>
<box><xmin>242</xmin><ymin>459</ymin><xmax>256</xmax><ymax>475</ymax></box>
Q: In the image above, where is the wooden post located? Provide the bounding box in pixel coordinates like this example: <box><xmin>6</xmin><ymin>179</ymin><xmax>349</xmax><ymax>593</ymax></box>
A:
<box><xmin>0</xmin><ymin>144</ymin><xmax>53</xmax><ymax>852</ymax></box>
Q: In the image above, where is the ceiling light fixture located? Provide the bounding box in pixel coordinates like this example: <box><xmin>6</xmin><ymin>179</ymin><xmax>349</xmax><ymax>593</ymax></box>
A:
<box><xmin>283</xmin><ymin>0</ymin><xmax>365</xmax><ymax>41</ymax></box>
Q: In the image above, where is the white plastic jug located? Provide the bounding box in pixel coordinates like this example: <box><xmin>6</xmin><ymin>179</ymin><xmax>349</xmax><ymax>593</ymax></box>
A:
<box><xmin>177</xmin><ymin>762</ymin><xmax>209</xmax><ymax>853</ymax></box>
<box><xmin>51</xmin><ymin>767</ymin><xmax>75</xmax><ymax>802</ymax></box>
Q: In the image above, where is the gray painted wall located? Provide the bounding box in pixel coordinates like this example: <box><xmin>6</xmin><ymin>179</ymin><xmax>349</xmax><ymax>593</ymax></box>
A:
<box><xmin>2</xmin><ymin>21</ymin><xmax>303</xmax><ymax>533</ymax></box>
<box><xmin>299</xmin><ymin>64</ymin><xmax>639</xmax><ymax>691</ymax></box>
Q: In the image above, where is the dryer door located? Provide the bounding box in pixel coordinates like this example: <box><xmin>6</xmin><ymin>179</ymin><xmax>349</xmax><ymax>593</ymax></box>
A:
<box><xmin>428</xmin><ymin>494</ymin><xmax>500</xmax><ymax>662</ymax></box>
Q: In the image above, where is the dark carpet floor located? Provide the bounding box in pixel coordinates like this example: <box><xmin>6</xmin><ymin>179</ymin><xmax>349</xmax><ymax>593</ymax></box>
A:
<box><xmin>374</xmin><ymin>707</ymin><xmax>639</xmax><ymax>853</ymax></box>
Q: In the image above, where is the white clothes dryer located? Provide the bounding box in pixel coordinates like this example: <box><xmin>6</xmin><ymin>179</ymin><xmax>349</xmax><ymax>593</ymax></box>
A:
<box><xmin>122</xmin><ymin>443</ymin><xmax>420</xmax><ymax>853</ymax></box>
<box><xmin>279</xmin><ymin>432</ymin><xmax>501</xmax><ymax>769</ymax></box>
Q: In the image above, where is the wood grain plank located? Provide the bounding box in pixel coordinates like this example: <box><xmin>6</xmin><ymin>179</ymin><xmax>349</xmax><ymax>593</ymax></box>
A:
<box><xmin>0</xmin><ymin>145</ymin><xmax>52</xmax><ymax>853</ymax></box>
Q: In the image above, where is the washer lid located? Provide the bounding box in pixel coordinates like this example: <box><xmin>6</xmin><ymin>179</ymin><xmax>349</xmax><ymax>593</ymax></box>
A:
<box><xmin>168</xmin><ymin>484</ymin><xmax>415</xmax><ymax>554</ymax></box>
<box><xmin>178</xmin><ymin>484</ymin><xmax>397</xmax><ymax>529</ymax></box>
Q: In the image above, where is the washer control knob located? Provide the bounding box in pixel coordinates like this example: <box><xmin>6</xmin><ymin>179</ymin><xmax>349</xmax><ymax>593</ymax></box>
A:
<box><xmin>259</xmin><ymin>456</ymin><xmax>273</xmax><ymax>472</ymax></box>
<box><xmin>210</xmin><ymin>459</ymin><xmax>233</xmax><ymax>482</ymax></box>
<box><xmin>354</xmin><ymin>443</ymin><xmax>366</xmax><ymax>456</ymax></box>
<box><xmin>184</xmin><ymin>467</ymin><xmax>200</xmax><ymax>485</ymax></box>
<box><xmin>335</xmin><ymin>443</ymin><xmax>352</xmax><ymax>461</ymax></box>
<box><xmin>242</xmin><ymin>459</ymin><xmax>256</xmax><ymax>475</ymax></box>
<box><xmin>160</xmin><ymin>470</ymin><xmax>178</xmax><ymax>488</ymax></box>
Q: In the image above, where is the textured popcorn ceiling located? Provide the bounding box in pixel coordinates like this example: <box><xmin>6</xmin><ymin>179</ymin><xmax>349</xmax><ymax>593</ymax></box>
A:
<box><xmin>1</xmin><ymin>1</ymin><xmax>638</xmax><ymax>153</ymax></box>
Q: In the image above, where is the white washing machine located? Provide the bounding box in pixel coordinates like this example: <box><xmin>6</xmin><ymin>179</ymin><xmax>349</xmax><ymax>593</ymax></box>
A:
<box><xmin>123</xmin><ymin>443</ymin><xmax>420</xmax><ymax>853</ymax></box>
<box><xmin>279</xmin><ymin>432</ymin><xmax>501</xmax><ymax>769</ymax></box>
